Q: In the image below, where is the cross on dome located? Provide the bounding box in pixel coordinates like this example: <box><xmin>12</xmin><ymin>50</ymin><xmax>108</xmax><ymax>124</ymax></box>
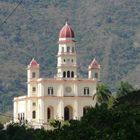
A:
<box><xmin>65</xmin><ymin>21</ymin><xmax>68</xmax><ymax>25</ymax></box>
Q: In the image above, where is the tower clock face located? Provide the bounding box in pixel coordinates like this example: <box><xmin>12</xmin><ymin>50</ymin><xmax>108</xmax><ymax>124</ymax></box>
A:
<box><xmin>65</xmin><ymin>87</ymin><xmax>72</xmax><ymax>93</ymax></box>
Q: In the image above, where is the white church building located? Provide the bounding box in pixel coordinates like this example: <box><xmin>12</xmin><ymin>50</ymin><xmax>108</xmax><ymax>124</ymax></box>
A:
<box><xmin>13</xmin><ymin>22</ymin><xmax>101</xmax><ymax>128</ymax></box>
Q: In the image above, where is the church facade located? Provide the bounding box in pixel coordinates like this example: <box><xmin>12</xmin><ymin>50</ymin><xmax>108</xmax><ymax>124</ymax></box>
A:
<box><xmin>13</xmin><ymin>22</ymin><xmax>101</xmax><ymax>128</ymax></box>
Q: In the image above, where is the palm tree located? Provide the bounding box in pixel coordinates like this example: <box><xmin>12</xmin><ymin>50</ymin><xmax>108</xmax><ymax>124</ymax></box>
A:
<box><xmin>107</xmin><ymin>95</ymin><xmax>117</xmax><ymax>109</ymax></box>
<box><xmin>93</xmin><ymin>84</ymin><xmax>112</xmax><ymax>105</ymax></box>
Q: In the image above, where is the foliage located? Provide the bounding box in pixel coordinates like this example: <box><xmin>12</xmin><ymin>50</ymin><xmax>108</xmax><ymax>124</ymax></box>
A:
<box><xmin>50</xmin><ymin>120</ymin><xmax>62</xmax><ymax>130</ymax></box>
<box><xmin>115</xmin><ymin>89</ymin><xmax>140</xmax><ymax>108</ymax></box>
<box><xmin>107</xmin><ymin>95</ymin><xmax>117</xmax><ymax>109</ymax></box>
<box><xmin>117</xmin><ymin>81</ymin><xmax>135</xmax><ymax>97</ymax></box>
<box><xmin>0</xmin><ymin>123</ymin><xmax>4</xmax><ymax>130</ymax></box>
<box><xmin>93</xmin><ymin>84</ymin><xmax>112</xmax><ymax>105</ymax></box>
<box><xmin>0</xmin><ymin>102</ymin><xmax>139</xmax><ymax>140</ymax></box>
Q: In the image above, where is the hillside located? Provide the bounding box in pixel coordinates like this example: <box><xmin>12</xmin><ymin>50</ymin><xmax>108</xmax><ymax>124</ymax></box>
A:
<box><xmin>0</xmin><ymin>0</ymin><xmax>140</xmax><ymax>112</ymax></box>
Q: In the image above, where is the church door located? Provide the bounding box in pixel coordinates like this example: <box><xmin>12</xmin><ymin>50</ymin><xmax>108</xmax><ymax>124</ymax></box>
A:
<box><xmin>47</xmin><ymin>106</ymin><xmax>54</xmax><ymax>121</ymax></box>
<box><xmin>64</xmin><ymin>106</ymin><xmax>73</xmax><ymax>120</ymax></box>
<box><xmin>64</xmin><ymin>107</ymin><xmax>69</xmax><ymax>120</ymax></box>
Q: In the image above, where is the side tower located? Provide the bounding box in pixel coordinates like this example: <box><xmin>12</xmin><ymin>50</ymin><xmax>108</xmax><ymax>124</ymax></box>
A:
<box><xmin>88</xmin><ymin>58</ymin><xmax>100</xmax><ymax>81</ymax></box>
<box><xmin>57</xmin><ymin>22</ymin><xmax>77</xmax><ymax>79</ymax></box>
<box><xmin>27</xmin><ymin>58</ymin><xmax>40</xmax><ymax>97</ymax></box>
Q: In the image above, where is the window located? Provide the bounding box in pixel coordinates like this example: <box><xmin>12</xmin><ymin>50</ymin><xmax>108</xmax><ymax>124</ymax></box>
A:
<box><xmin>22</xmin><ymin>113</ymin><xmax>25</xmax><ymax>120</ymax></box>
<box><xmin>64</xmin><ymin>59</ymin><xmax>66</xmax><ymax>62</ymax></box>
<box><xmin>32</xmin><ymin>72</ymin><xmax>36</xmax><ymax>78</ymax></box>
<box><xmin>62</xmin><ymin>47</ymin><xmax>64</xmax><ymax>53</ymax></box>
<box><xmin>64</xmin><ymin>106</ymin><xmax>73</xmax><ymax>120</ymax></box>
<box><xmin>71</xmin><ymin>71</ymin><xmax>74</xmax><ymax>78</ymax></box>
<box><xmin>67</xmin><ymin>46</ymin><xmax>70</xmax><ymax>53</ymax></box>
<box><xmin>32</xmin><ymin>111</ymin><xmax>36</xmax><ymax>119</ymax></box>
<box><xmin>63</xmin><ymin>71</ymin><xmax>66</xmax><ymax>78</ymax></box>
<box><xmin>95</xmin><ymin>73</ymin><xmax>98</xmax><ymax>78</ymax></box>
<box><xmin>84</xmin><ymin>87</ymin><xmax>90</xmax><ymax>95</ymax></box>
<box><xmin>32</xmin><ymin>87</ymin><xmax>36</xmax><ymax>92</ymax></box>
<box><xmin>47</xmin><ymin>108</ymin><xmax>51</xmax><ymax>120</ymax></box>
<box><xmin>18</xmin><ymin>113</ymin><xmax>25</xmax><ymax>121</ymax></box>
<box><xmin>48</xmin><ymin>87</ymin><xmax>53</xmax><ymax>95</ymax></box>
<box><xmin>72</xmin><ymin>47</ymin><xmax>75</xmax><ymax>52</ymax></box>
<box><xmin>67</xmin><ymin>71</ymin><xmax>70</xmax><ymax>78</ymax></box>
<box><xmin>47</xmin><ymin>107</ymin><xmax>54</xmax><ymax>121</ymax></box>
<box><xmin>71</xmin><ymin>59</ymin><xmax>73</xmax><ymax>63</ymax></box>
<box><xmin>33</xmin><ymin>102</ymin><xmax>36</xmax><ymax>106</ymax></box>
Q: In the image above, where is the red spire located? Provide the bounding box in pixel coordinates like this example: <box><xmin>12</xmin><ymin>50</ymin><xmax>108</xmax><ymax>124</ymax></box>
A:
<box><xmin>29</xmin><ymin>58</ymin><xmax>39</xmax><ymax>67</ymax></box>
<box><xmin>59</xmin><ymin>22</ymin><xmax>75</xmax><ymax>38</ymax></box>
<box><xmin>89</xmin><ymin>58</ymin><xmax>100</xmax><ymax>69</ymax></box>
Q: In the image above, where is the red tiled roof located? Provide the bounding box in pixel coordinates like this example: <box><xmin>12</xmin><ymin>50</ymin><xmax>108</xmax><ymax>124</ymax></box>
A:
<box><xmin>29</xmin><ymin>58</ymin><xmax>39</xmax><ymax>67</ymax></box>
<box><xmin>89</xmin><ymin>58</ymin><xmax>100</xmax><ymax>69</ymax></box>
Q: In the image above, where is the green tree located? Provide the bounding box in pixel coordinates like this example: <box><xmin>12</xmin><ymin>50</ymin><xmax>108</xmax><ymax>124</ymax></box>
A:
<box><xmin>50</xmin><ymin>120</ymin><xmax>62</xmax><ymax>130</ymax></box>
<box><xmin>0</xmin><ymin>123</ymin><xmax>4</xmax><ymax>130</ymax></box>
<box><xmin>6</xmin><ymin>123</ymin><xmax>34</xmax><ymax>140</ymax></box>
<box><xmin>80</xmin><ymin>104</ymin><xmax>140</xmax><ymax>140</ymax></box>
<box><xmin>93</xmin><ymin>84</ymin><xmax>112</xmax><ymax>105</ymax></box>
<box><xmin>107</xmin><ymin>95</ymin><xmax>117</xmax><ymax>109</ymax></box>
<box><xmin>51</xmin><ymin>104</ymin><xmax>140</xmax><ymax>140</ymax></box>
<box><xmin>117</xmin><ymin>81</ymin><xmax>134</xmax><ymax>97</ymax></box>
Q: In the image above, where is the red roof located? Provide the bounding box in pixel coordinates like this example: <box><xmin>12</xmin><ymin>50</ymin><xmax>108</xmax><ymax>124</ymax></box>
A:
<box><xmin>59</xmin><ymin>22</ymin><xmax>75</xmax><ymax>38</ymax></box>
<box><xmin>29</xmin><ymin>58</ymin><xmax>39</xmax><ymax>67</ymax></box>
<box><xmin>89</xmin><ymin>58</ymin><xmax>100</xmax><ymax>69</ymax></box>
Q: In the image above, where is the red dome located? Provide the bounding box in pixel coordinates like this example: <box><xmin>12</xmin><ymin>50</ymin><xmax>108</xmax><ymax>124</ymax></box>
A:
<box><xmin>59</xmin><ymin>22</ymin><xmax>75</xmax><ymax>38</ymax></box>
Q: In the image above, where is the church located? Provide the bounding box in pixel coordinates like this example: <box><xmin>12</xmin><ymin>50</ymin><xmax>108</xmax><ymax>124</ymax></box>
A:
<box><xmin>13</xmin><ymin>22</ymin><xmax>101</xmax><ymax>128</ymax></box>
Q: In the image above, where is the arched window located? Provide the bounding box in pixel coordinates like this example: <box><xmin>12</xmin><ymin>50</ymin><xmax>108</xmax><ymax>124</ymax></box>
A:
<box><xmin>47</xmin><ymin>108</ymin><xmax>51</xmax><ymax>120</ymax></box>
<box><xmin>64</xmin><ymin>106</ymin><xmax>73</xmax><ymax>120</ymax></box>
<box><xmin>87</xmin><ymin>88</ymin><xmax>89</xmax><ymax>95</ymax></box>
<box><xmin>47</xmin><ymin>106</ymin><xmax>54</xmax><ymax>121</ymax></box>
<box><xmin>32</xmin><ymin>111</ymin><xmax>36</xmax><ymax>119</ymax></box>
<box><xmin>67</xmin><ymin>71</ymin><xmax>70</xmax><ymax>78</ymax></box>
<box><xmin>63</xmin><ymin>71</ymin><xmax>66</xmax><ymax>78</ymax></box>
<box><xmin>32</xmin><ymin>72</ymin><xmax>36</xmax><ymax>78</ymax></box>
<box><xmin>95</xmin><ymin>73</ymin><xmax>98</xmax><ymax>78</ymax></box>
<box><xmin>71</xmin><ymin>71</ymin><xmax>74</xmax><ymax>78</ymax></box>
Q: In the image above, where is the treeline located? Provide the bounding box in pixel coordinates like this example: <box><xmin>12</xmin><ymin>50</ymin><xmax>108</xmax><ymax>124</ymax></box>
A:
<box><xmin>0</xmin><ymin>104</ymin><xmax>139</xmax><ymax>140</ymax></box>
<box><xmin>0</xmin><ymin>82</ymin><xmax>140</xmax><ymax>140</ymax></box>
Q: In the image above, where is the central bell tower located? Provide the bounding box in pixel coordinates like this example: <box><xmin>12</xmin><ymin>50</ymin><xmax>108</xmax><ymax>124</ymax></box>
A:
<box><xmin>57</xmin><ymin>22</ymin><xmax>77</xmax><ymax>79</ymax></box>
